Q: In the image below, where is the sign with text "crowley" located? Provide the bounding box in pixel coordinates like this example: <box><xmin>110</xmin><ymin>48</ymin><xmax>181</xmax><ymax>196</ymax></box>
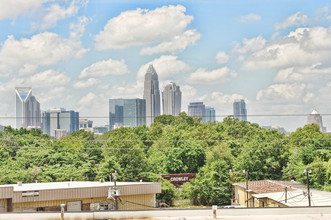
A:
<box><xmin>160</xmin><ymin>173</ymin><xmax>196</xmax><ymax>187</ymax></box>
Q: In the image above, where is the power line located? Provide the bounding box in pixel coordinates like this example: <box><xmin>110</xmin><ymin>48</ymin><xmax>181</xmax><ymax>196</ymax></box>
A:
<box><xmin>0</xmin><ymin>145</ymin><xmax>330</xmax><ymax>150</ymax></box>
<box><xmin>2</xmin><ymin>113</ymin><xmax>331</xmax><ymax>119</ymax></box>
<box><xmin>1</xmin><ymin>138</ymin><xmax>331</xmax><ymax>143</ymax></box>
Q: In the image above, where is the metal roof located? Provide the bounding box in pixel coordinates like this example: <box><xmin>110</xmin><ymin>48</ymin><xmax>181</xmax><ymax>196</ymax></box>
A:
<box><xmin>0</xmin><ymin>181</ymin><xmax>158</xmax><ymax>192</ymax></box>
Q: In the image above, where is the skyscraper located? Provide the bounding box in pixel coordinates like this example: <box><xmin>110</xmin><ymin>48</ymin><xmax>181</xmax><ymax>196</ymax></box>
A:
<box><xmin>43</xmin><ymin>108</ymin><xmax>79</xmax><ymax>136</ymax></box>
<box><xmin>15</xmin><ymin>87</ymin><xmax>41</xmax><ymax>129</ymax></box>
<box><xmin>143</xmin><ymin>64</ymin><xmax>160</xmax><ymax>126</ymax></box>
<box><xmin>205</xmin><ymin>107</ymin><xmax>216</xmax><ymax>122</ymax></box>
<box><xmin>307</xmin><ymin>109</ymin><xmax>325</xmax><ymax>132</ymax></box>
<box><xmin>162</xmin><ymin>82</ymin><xmax>181</xmax><ymax>116</ymax></box>
<box><xmin>233</xmin><ymin>99</ymin><xmax>247</xmax><ymax>121</ymax></box>
<box><xmin>109</xmin><ymin>98</ymin><xmax>146</xmax><ymax>130</ymax></box>
<box><xmin>188</xmin><ymin>102</ymin><xmax>205</xmax><ymax>121</ymax></box>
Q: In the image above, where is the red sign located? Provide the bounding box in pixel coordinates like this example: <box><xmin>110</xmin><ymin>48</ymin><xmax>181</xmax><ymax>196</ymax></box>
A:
<box><xmin>160</xmin><ymin>173</ymin><xmax>196</xmax><ymax>188</ymax></box>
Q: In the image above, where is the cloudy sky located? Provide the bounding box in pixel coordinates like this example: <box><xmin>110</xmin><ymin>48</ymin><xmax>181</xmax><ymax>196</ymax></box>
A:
<box><xmin>1</xmin><ymin>0</ymin><xmax>331</xmax><ymax>132</ymax></box>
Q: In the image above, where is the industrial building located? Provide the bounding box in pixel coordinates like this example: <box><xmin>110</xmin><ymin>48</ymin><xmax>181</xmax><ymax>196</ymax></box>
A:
<box><xmin>0</xmin><ymin>181</ymin><xmax>161</xmax><ymax>212</ymax></box>
<box><xmin>233</xmin><ymin>180</ymin><xmax>331</xmax><ymax>207</ymax></box>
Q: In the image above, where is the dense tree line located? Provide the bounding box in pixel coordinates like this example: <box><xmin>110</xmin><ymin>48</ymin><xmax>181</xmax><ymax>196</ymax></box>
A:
<box><xmin>0</xmin><ymin>113</ymin><xmax>330</xmax><ymax>206</ymax></box>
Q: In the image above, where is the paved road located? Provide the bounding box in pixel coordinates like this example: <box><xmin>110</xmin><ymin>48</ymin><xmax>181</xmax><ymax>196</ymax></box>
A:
<box><xmin>0</xmin><ymin>207</ymin><xmax>330</xmax><ymax>220</ymax></box>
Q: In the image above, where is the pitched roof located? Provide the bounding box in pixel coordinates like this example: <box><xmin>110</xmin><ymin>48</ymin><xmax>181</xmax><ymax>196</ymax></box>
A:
<box><xmin>233</xmin><ymin>180</ymin><xmax>306</xmax><ymax>194</ymax></box>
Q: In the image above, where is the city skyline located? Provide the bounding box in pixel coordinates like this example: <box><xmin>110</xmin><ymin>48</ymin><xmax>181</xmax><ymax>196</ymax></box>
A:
<box><xmin>0</xmin><ymin>1</ymin><xmax>331</xmax><ymax>132</ymax></box>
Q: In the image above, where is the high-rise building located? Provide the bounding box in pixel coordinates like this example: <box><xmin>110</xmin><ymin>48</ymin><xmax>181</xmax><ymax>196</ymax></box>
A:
<box><xmin>79</xmin><ymin>119</ymin><xmax>93</xmax><ymax>132</ymax></box>
<box><xmin>307</xmin><ymin>109</ymin><xmax>325</xmax><ymax>132</ymax></box>
<box><xmin>15</xmin><ymin>87</ymin><xmax>41</xmax><ymax>129</ymax></box>
<box><xmin>233</xmin><ymin>99</ymin><xmax>247</xmax><ymax>121</ymax></box>
<box><xmin>43</xmin><ymin>108</ymin><xmax>79</xmax><ymax>136</ymax></box>
<box><xmin>188</xmin><ymin>102</ymin><xmax>205</xmax><ymax>121</ymax></box>
<box><xmin>26</xmin><ymin>96</ymin><xmax>41</xmax><ymax>127</ymax></box>
<box><xmin>162</xmin><ymin>82</ymin><xmax>181</xmax><ymax>116</ymax></box>
<box><xmin>59</xmin><ymin>110</ymin><xmax>79</xmax><ymax>134</ymax></box>
<box><xmin>109</xmin><ymin>98</ymin><xmax>146</xmax><ymax>130</ymax></box>
<box><xmin>205</xmin><ymin>107</ymin><xmax>216</xmax><ymax>122</ymax></box>
<box><xmin>41</xmin><ymin>111</ymin><xmax>51</xmax><ymax>135</ymax></box>
<box><xmin>143</xmin><ymin>64</ymin><xmax>160</xmax><ymax>126</ymax></box>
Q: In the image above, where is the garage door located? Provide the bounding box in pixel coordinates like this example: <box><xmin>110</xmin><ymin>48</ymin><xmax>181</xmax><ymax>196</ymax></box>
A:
<box><xmin>0</xmin><ymin>200</ymin><xmax>6</xmax><ymax>212</ymax></box>
<box><xmin>67</xmin><ymin>201</ymin><xmax>81</xmax><ymax>212</ymax></box>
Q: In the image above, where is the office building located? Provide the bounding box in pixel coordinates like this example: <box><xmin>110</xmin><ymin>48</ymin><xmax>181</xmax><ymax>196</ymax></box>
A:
<box><xmin>42</xmin><ymin>108</ymin><xmax>79</xmax><ymax>136</ymax></box>
<box><xmin>109</xmin><ymin>99</ymin><xmax>146</xmax><ymax>130</ymax></box>
<box><xmin>93</xmin><ymin>126</ymin><xmax>109</xmax><ymax>134</ymax></box>
<box><xmin>307</xmin><ymin>109</ymin><xmax>325</xmax><ymax>132</ymax></box>
<box><xmin>162</xmin><ymin>82</ymin><xmax>181</xmax><ymax>116</ymax></box>
<box><xmin>143</xmin><ymin>64</ymin><xmax>160</xmax><ymax>126</ymax></box>
<box><xmin>41</xmin><ymin>111</ymin><xmax>51</xmax><ymax>135</ymax></box>
<box><xmin>79</xmin><ymin>119</ymin><xmax>93</xmax><ymax>132</ymax></box>
<box><xmin>15</xmin><ymin>87</ymin><xmax>41</xmax><ymax>129</ymax></box>
<box><xmin>233</xmin><ymin>99</ymin><xmax>247</xmax><ymax>121</ymax></box>
<box><xmin>188</xmin><ymin>102</ymin><xmax>205</xmax><ymax>121</ymax></box>
<box><xmin>205</xmin><ymin>107</ymin><xmax>216</xmax><ymax>122</ymax></box>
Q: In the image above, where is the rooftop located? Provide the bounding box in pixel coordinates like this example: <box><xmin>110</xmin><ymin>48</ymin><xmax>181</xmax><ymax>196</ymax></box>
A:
<box><xmin>0</xmin><ymin>181</ymin><xmax>158</xmax><ymax>192</ymax></box>
<box><xmin>233</xmin><ymin>180</ymin><xmax>307</xmax><ymax>194</ymax></box>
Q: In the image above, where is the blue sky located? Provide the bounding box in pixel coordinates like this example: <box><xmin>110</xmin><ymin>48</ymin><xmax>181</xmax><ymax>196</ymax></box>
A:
<box><xmin>1</xmin><ymin>0</ymin><xmax>331</xmax><ymax>131</ymax></box>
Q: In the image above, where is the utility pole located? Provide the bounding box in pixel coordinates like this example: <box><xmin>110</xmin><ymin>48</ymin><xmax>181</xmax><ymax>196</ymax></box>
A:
<box><xmin>112</xmin><ymin>170</ymin><xmax>118</xmax><ymax>210</ymax></box>
<box><xmin>285</xmin><ymin>187</ymin><xmax>287</xmax><ymax>203</ymax></box>
<box><xmin>243</xmin><ymin>170</ymin><xmax>249</xmax><ymax>207</ymax></box>
<box><xmin>304</xmin><ymin>168</ymin><xmax>312</xmax><ymax>207</ymax></box>
<box><xmin>229</xmin><ymin>169</ymin><xmax>235</xmax><ymax>204</ymax></box>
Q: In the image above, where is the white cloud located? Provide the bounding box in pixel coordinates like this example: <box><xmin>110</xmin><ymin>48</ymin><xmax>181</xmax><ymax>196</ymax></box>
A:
<box><xmin>38</xmin><ymin>86</ymin><xmax>68</xmax><ymax>105</ymax></box>
<box><xmin>256</xmin><ymin>83</ymin><xmax>307</xmax><ymax>103</ymax></box>
<box><xmin>78</xmin><ymin>92</ymin><xmax>98</xmax><ymax>107</ymax></box>
<box><xmin>200</xmin><ymin>92</ymin><xmax>245</xmax><ymax>117</ymax></box>
<box><xmin>70</xmin><ymin>16</ymin><xmax>90</xmax><ymax>40</ymax></box>
<box><xmin>215</xmin><ymin>51</ymin><xmax>229</xmax><ymax>64</ymax></box>
<box><xmin>140</xmin><ymin>29</ymin><xmax>201</xmax><ymax>55</ymax></box>
<box><xmin>95</xmin><ymin>5</ymin><xmax>199</xmax><ymax>53</ymax></box>
<box><xmin>234</xmin><ymin>35</ymin><xmax>267</xmax><ymax>54</ymax></box>
<box><xmin>110</xmin><ymin>82</ymin><xmax>144</xmax><ymax>99</ymax></box>
<box><xmin>78</xmin><ymin>59</ymin><xmax>129</xmax><ymax>79</ymax></box>
<box><xmin>187</xmin><ymin>67</ymin><xmax>237</xmax><ymax>85</ymax></box>
<box><xmin>275</xmin><ymin>12</ymin><xmax>308</xmax><ymax>30</ymax></box>
<box><xmin>137</xmin><ymin>55</ymin><xmax>192</xmax><ymax>80</ymax></box>
<box><xmin>36</xmin><ymin>0</ymin><xmax>85</xmax><ymax>30</ymax></box>
<box><xmin>236</xmin><ymin>13</ymin><xmax>261</xmax><ymax>23</ymax></box>
<box><xmin>0</xmin><ymin>32</ymin><xmax>87</xmax><ymax>77</ymax></box>
<box><xmin>74</xmin><ymin>78</ymin><xmax>99</xmax><ymax>88</ymax></box>
<box><xmin>0</xmin><ymin>0</ymin><xmax>46</xmax><ymax>20</ymax></box>
<box><xmin>25</xmin><ymin>69</ymin><xmax>70</xmax><ymax>88</ymax></box>
<box><xmin>274</xmin><ymin>63</ymin><xmax>331</xmax><ymax>83</ymax></box>
<box><xmin>236</xmin><ymin>27</ymin><xmax>331</xmax><ymax>71</ymax></box>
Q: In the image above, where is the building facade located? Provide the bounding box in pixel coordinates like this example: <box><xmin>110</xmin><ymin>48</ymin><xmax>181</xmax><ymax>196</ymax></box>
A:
<box><xmin>205</xmin><ymin>107</ymin><xmax>216</xmax><ymax>122</ymax></box>
<box><xmin>162</xmin><ymin>82</ymin><xmax>182</xmax><ymax>116</ymax></box>
<box><xmin>79</xmin><ymin>119</ymin><xmax>93</xmax><ymax>132</ymax></box>
<box><xmin>109</xmin><ymin>99</ymin><xmax>146</xmax><ymax>130</ymax></box>
<box><xmin>42</xmin><ymin>108</ymin><xmax>79</xmax><ymax>136</ymax></box>
<box><xmin>188</xmin><ymin>102</ymin><xmax>205</xmax><ymax>121</ymax></box>
<box><xmin>143</xmin><ymin>64</ymin><xmax>160</xmax><ymax>126</ymax></box>
<box><xmin>307</xmin><ymin>109</ymin><xmax>325</xmax><ymax>132</ymax></box>
<box><xmin>233</xmin><ymin>180</ymin><xmax>331</xmax><ymax>207</ymax></box>
<box><xmin>233</xmin><ymin>99</ymin><xmax>247</xmax><ymax>121</ymax></box>
<box><xmin>0</xmin><ymin>181</ymin><xmax>161</xmax><ymax>212</ymax></box>
<box><xmin>15</xmin><ymin>87</ymin><xmax>41</xmax><ymax>129</ymax></box>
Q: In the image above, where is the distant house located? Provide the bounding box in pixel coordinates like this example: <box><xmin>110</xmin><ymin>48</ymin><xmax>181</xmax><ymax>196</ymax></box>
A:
<box><xmin>233</xmin><ymin>180</ymin><xmax>331</xmax><ymax>207</ymax></box>
<box><xmin>0</xmin><ymin>181</ymin><xmax>161</xmax><ymax>212</ymax></box>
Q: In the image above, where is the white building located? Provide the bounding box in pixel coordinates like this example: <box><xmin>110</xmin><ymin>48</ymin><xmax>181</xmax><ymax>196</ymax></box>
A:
<box><xmin>307</xmin><ymin>109</ymin><xmax>326</xmax><ymax>132</ymax></box>
<box><xmin>162</xmin><ymin>82</ymin><xmax>181</xmax><ymax>116</ymax></box>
